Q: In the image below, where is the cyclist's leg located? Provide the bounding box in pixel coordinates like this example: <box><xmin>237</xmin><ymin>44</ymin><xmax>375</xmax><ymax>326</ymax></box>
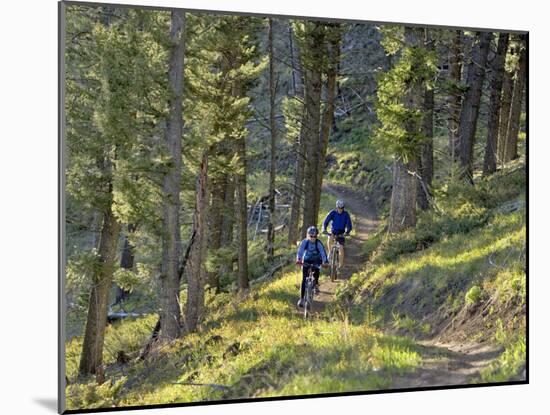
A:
<box><xmin>327</xmin><ymin>234</ymin><xmax>333</xmax><ymax>259</ymax></box>
<box><xmin>339</xmin><ymin>241</ymin><xmax>345</xmax><ymax>268</ymax></box>
<box><xmin>313</xmin><ymin>266</ymin><xmax>320</xmax><ymax>286</ymax></box>
<box><xmin>300</xmin><ymin>265</ymin><xmax>308</xmax><ymax>299</ymax></box>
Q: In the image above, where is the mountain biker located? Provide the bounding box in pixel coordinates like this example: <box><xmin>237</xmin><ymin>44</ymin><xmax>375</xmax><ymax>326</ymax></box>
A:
<box><xmin>295</xmin><ymin>226</ymin><xmax>329</xmax><ymax>308</ymax></box>
<box><xmin>322</xmin><ymin>199</ymin><xmax>352</xmax><ymax>269</ymax></box>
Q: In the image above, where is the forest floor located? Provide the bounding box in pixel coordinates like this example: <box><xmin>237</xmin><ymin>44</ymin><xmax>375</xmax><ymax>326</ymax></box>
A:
<box><xmin>309</xmin><ymin>183</ymin><xmax>379</xmax><ymax>312</ymax></box>
<box><xmin>66</xmin><ymin>177</ymin><xmax>524</xmax><ymax>409</ymax></box>
<box><xmin>316</xmin><ymin>182</ymin><xmax>501</xmax><ymax>389</ymax></box>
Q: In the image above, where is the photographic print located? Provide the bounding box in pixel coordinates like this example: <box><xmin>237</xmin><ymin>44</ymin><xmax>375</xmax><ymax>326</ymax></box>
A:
<box><xmin>59</xmin><ymin>1</ymin><xmax>527</xmax><ymax>412</ymax></box>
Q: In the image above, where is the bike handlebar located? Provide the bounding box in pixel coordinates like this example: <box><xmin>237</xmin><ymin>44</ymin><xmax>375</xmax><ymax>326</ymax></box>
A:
<box><xmin>322</xmin><ymin>231</ymin><xmax>352</xmax><ymax>238</ymax></box>
<box><xmin>296</xmin><ymin>261</ymin><xmax>326</xmax><ymax>269</ymax></box>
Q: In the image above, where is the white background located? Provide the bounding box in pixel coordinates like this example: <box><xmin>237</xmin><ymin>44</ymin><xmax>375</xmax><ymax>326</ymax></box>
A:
<box><xmin>1</xmin><ymin>0</ymin><xmax>545</xmax><ymax>414</ymax></box>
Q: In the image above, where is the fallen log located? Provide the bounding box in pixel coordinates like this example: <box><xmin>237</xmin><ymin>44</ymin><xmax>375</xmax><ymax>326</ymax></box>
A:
<box><xmin>107</xmin><ymin>311</ymin><xmax>144</xmax><ymax>324</ymax></box>
<box><xmin>250</xmin><ymin>256</ymin><xmax>293</xmax><ymax>286</ymax></box>
<box><xmin>259</xmin><ymin>223</ymin><xmax>286</xmax><ymax>234</ymax></box>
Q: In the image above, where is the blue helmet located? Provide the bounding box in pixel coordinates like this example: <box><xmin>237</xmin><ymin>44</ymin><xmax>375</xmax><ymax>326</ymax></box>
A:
<box><xmin>307</xmin><ymin>226</ymin><xmax>319</xmax><ymax>236</ymax></box>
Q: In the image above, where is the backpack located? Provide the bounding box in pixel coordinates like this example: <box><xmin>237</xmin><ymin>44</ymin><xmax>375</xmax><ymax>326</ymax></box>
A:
<box><xmin>304</xmin><ymin>239</ymin><xmax>322</xmax><ymax>265</ymax></box>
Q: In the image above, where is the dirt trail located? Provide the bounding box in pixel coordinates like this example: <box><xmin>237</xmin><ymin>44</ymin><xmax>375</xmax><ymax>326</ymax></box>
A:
<box><xmin>311</xmin><ymin>183</ymin><xmax>379</xmax><ymax>309</ymax></box>
<box><xmin>303</xmin><ymin>182</ymin><xmax>501</xmax><ymax>388</ymax></box>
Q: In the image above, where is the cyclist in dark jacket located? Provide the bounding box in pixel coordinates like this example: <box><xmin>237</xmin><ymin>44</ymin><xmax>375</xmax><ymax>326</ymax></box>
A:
<box><xmin>295</xmin><ymin>226</ymin><xmax>329</xmax><ymax>307</ymax></box>
<box><xmin>322</xmin><ymin>199</ymin><xmax>352</xmax><ymax>269</ymax></box>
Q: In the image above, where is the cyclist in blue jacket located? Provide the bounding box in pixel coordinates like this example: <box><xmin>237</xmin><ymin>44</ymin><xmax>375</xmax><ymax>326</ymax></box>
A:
<box><xmin>295</xmin><ymin>226</ymin><xmax>329</xmax><ymax>307</ymax></box>
<box><xmin>322</xmin><ymin>199</ymin><xmax>352</xmax><ymax>269</ymax></box>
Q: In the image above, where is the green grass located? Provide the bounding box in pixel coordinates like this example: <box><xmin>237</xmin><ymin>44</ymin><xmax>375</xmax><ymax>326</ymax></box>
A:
<box><xmin>326</xmin><ymin>122</ymin><xmax>392</xmax><ymax>211</ymax></box>
<box><xmin>337</xmin><ymin>205</ymin><xmax>525</xmax><ymax>324</ymax></box>
<box><xmin>479</xmin><ymin>317</ymin><xmax>526</xmax><ymax>383</ymax></box>
<box><xmin>333</xmin><ymin>165</ymin><xmax>526</xmax><ymax>381</ymax></box>
<box><xmin>65</xmin><ymin>155</ymin><xmax>527</xmax><ymax>409</ymax></box>
<box><xmin>66</xmin><ymin>267</ymin><xmax>422</xmax><ymax>410</ymax></box>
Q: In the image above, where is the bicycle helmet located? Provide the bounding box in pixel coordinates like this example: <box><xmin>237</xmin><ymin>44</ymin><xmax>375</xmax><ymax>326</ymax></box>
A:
<box><xmin>307</xmin><ymin>226</ymin><xmax>319</xmax><ymax>236</ymax></box>
<box><xmin>336</xmin><ymin>199</ymin><xmax>345</xmax><ymax>209</ymax></box>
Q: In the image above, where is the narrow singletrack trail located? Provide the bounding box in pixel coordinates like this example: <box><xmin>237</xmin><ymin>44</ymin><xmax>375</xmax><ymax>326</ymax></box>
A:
<box><xmin>312</xmin><ymin>182</ymin><xmax>380</xmax><ymax>310</ymax></box>
<box><xmin>299</xmin><ymin>182</ymin><xmax>502</xmax><ymax>388</ymax></box>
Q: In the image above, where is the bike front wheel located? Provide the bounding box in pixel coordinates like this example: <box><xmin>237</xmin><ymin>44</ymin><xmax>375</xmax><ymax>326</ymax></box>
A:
<box><xmin>330</xmin><ymin>250</ymin><xmax>338</xmax><ymax>281</ymax></box>
<box><xmin>304</xmin><ymin>282</ymin><xmax>313</xmax><ymax>319</ymax></box>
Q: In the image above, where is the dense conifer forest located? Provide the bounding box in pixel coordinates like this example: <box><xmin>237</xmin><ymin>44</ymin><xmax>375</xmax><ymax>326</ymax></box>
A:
<box><xmin>61</xmin><ymin>3</ymin><xmax>526</xmax><ymax>411</ymax></box>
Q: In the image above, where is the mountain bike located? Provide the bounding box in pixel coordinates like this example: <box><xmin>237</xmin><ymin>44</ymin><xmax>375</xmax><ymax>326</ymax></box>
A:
<box><xmin>302</xmin><ymin>263</ymin><xmax>320</xmax><ymax>319</ymax></box>
<box><xmin>296</xmin><ymin>261</ymin><xmax>321</xmax><ymax>319</ymax></box>
<box><xmin>324</xmin><ymin>231</ymin><xmax>348</xmax><ymax>282</ymax></box>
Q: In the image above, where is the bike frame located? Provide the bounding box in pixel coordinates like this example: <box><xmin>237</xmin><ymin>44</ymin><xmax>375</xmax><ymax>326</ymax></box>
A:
<box><xmin>327</xmin><ymin>232</ymin><xmax>345</xmax><ymax>281</ymax></box>
<box><xmin>303</xmin><ymin>263</ymin><xmax>319</xmax><ymax>319</ymax></box>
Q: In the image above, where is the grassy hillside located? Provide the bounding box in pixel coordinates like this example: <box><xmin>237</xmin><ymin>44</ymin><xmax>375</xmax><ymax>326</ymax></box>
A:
<box><xmin>326</xmin><ymin>122</ymin><xmax>393</xmax><ymax>213</ymax></box>
<box><xmin>65</xmin><ymin>161</ymin><xmax>525</xmax><ymax>410</ymax></box>
<box><xmin>334</xmin><ymin>160</ymin><xmax>526</xmax><ymax>382</ymax></box>
<box><xmin>66</xmin><ymin>269</ymin><xmax>424</xmax><ymax>409</ymax></box>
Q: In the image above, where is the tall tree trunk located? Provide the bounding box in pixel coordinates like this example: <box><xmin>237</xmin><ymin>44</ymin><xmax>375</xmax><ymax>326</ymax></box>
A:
<box><xmin>497</xmin><ymin>68</ymin><xmax>513</xmax><ymax>166</ymax></box>
<box><xmin>206</xmin><ymin>175</ymin><xmax>224</xmax><ymax>292</ymax></box>
<box><xmin>79</xmin><ymin>200</ymin><xmax>121</xmax><ymax>375</ymax></box>
<box><xmin>389</xmin><ymin>156</ymin><xmax>418</xmax><ymax>232</ymax></box>
<box><xmin>287</xmin><ymin>25</ymin><xmax>305</xmax><ymax>246</ymax></box>
<box><xmin>267</xmin><ymin>18</ymin><xmax>277</xmax><ymax>262</ymax></box>
<box><xmin>287</xmin><ymin>22</ymin><xmax>302</xmax><ymax>98</ymax></box>
<box><xmin>159</xmin><ymin>10</ymin><xmax>185</xmax><ymax>341</ymax></box>
<box><xmin>288</xmin><ymin>123</ymin><xmax>306</xmax><ymax>245</ymax></box>
<box><xmin>220</xmin><ymin>176</ymin><xmax>235</xmax><ymax>276</ymax></box>
<box><xmin>388</xmin><ymin>27</ymin><xmax>423</xmax><ymax>232</ymax></box>
<box><xmin>185</xmin><ymin>152</ymin><xmax>208</xmax><ymax>333</ymax></box>
<box><xmin>418</xmin><ymin>88</ymin><xmax>434</xmax><ymax>210</ymax></box>
<box><xmin>504</xmin><ymin>39</ymin><xmax>527</xmax><ymax>162</ymax></box>
<box><xmin>300</xmin><ymin>22</ymin><xmax>324</xmax><ymax>236</ymax></box>
<box><xmin>418</xmin><ymin>30</ymin><xmax>434</xmax><ymax>211</ymax></box>
<box><xmin>314</xmin><ymin>23</ymin><xmax>340</xmax><ymax>221</ymax></box>
<box><xmin>448</xmin><ymin>30</ymin><xmax>462</xmax><ymax>161</ymax></box>
<box><xmin>483</xmin><ymin>33</ymin><xmax>509</xmax><ymax>175</ymax></box>
<box><xmin>458</xmin><ymin>31</ymin><xmax>492</xmax><ymax>183</ymax></box>
<box><xmin>236</xmin><ymin>108</ymin><xmax>249</xmax><ymax>290</ymax></box>
<box><xmin>114</xmin><ymin>224</ymin><xmax>136</xmax><ymax>305</ymax></box>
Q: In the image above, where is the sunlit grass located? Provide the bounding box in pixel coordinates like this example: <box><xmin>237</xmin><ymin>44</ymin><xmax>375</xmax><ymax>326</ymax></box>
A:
<box><xmin>480</xmin><ymin>336</ymin><xmax>526</xmax><ymax>383</ymax></box>
<box><xmin>65</xmin><ymin>160</ymin><xmax>526</xmax><ymax>410</ymax></box>
<box><xmin>66</xmin><ymin>266</ymin><xmax>423</xmax><ymax>409</ymax></box>
<box><xmin>354</xmin><ymin>209</ymin><xmax>525</xmax><ymax>305</ymax></box>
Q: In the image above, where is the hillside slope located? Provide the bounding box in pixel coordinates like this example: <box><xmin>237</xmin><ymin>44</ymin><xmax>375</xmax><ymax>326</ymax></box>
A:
<box><xmin>65</xmin><ymin>163</ymin><xmax>525</xmax><ymax>409</ymax></box>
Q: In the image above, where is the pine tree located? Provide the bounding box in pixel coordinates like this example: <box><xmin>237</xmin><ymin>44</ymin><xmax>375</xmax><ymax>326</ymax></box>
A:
<box><xmin>286</xmin><ymin>22</ymin><xmax>306</xmax><ymax>246</ymax></box>
<box><xmin>185</xmin><ymin>15</ymin><xmax>265</xmax><ymax>299</ymax></box>
<box><xmin>375</xmin><ymin>26</ymin><xmax>437</xmax><ymax>232</ymax></box>
<box><xmin>418</xmin><ymin>29</ymin><xmax>435</xmax><ymax>210</ymax></box>
<box><xmin>483</xmin><ymin>33</ymin><xmax>509</xmax><ymax>175</ymax></box>
<box><xmin>457</xmin><ymin>31</ymin><xmax>492</xmax><ymax>182</ymax></box>
<box><xmin>66</xmin><ymin>6</ymin><xmax>169</xmax><ymax>374</ymax></box>
<box><xmin>314</xmin><ymin>23</ymin><xmax>342</xmax><ymax>221</ymax></box>
<box><xmin>294</xmin><ymin>21</ymin><xmax>325</xmax><ymax>236</ymax></box>
<box><xmin>447</xmin><ymin>30</ymin><xmax>463</xmax><ymax>161</ymax></box>
<box><xmin>185</xmin><ymin>151</ymin><xmax>208</xmax><ymax>333</ymax></box>
<box><xmin>158</xmin><ymin>10</ymin><xmax>186</xmax><ymax>341</ymax></box>
<box><xmin>267</xmin><ymin>18</ymin><xmax>277</xmax><ymax>263</ymax></box>
<box><xmin>504</xmin><ymin>36</ymin><xmax>527</xmax><ymax>162</ymax></box>
<box><xmin>497</xmin><ymin>64</ymin><xmax>514</xmax><ymax>166</ymax></box>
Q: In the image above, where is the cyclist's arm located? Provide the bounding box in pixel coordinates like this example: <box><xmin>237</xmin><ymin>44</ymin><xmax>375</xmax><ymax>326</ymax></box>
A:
<box><xmin>322</xmin><ymin>211</ymin><xmax>333</xmax><ymax>233</ymax></box>
<box><xmin>296</xmin><ymin>239</ymin><xmax>306</xmax><ymax>262</ymax></box>
<box><xmin>345</xmin><ymin>212</ymin><xmax>353</xmax><ymax>234</ymax></box>
<box><xmin>319</xmin><ymin>242</ymin><xmax>329</xmax><ymax>264</ymax></box>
